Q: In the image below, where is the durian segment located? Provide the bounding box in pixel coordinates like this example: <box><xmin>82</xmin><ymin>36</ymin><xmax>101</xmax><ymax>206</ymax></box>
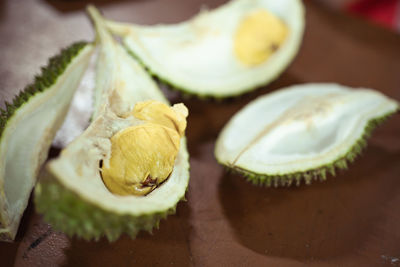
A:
<box><xmin>215</xmin><ymin>83</ymin><xmax>399</xmax><ymax>186</ymax></box>
<box><xmin>35</xmin><ymin>119</ymin><xmax>189</xmax><ymax>241</ymax></box>
<box><xmin>105</xmin><ymin>0</ymin><xmax>305</xmax><ymax>97</ymax></box>
<box><xmin>34</xmin><ymin>6</ymin><xmax>190</xmax><ymax>241</ymax></box>
<box><xmin>234</xmin><ymin>9</ymin><xmax>289</xmax><ymax>66</ymax></box>
<box><xmin>0</xmin><ymin>42</ymin><xmax>93</xmax><ymax>241</ymax></box>
<box><xmin>35</xmin><ymin>145</ymin><xmax>186</xmax><ymax>241</ymax></box>
<box><xmin>133</xmin><ymin>101</ymin><xmax>188</xmax><ymax>136</ymax></box>
<box><xmin>101</xmin><ymin>101</ymin><xmax>188</xmax><ymax>196</ymax></box>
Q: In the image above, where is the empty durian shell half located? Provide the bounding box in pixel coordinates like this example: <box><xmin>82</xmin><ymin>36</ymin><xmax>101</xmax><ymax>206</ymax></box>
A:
<box><xmin>34</xmin><ymin>6</ymin><xmax>190</xmax><ymax>241</ymax></box>
<box><xmin>0</xmin><ymin>42</ymin><xmax>93</xmax><ymax>241</ymax></box>
<box><xmin>105</xmin><ymin>0</ymin><xmax>305</xmax><ymax>98</ymax></box>
<box><xmin>215</xmin><ymin>83</ymin><xmax>399</xmax><ymax>187</ymax></box>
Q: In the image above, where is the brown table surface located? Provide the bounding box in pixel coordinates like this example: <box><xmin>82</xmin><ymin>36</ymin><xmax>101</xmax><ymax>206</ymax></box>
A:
<box><xmin>1</xmin><ymin>0</ymin><xmax>400</xmax><ymax>266</ymax></box>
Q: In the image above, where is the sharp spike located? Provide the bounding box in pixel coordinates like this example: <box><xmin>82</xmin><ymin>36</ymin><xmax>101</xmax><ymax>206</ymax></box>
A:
<box><xmin>265</xmin><ymin>177</ymin><xmax>272</xmax><ymax>187</ymax></box>
<box><xmin>295</xmin><ymin>174</ymin><xmax>301</xmax><ymax>186</ymax></box>
<box><xmin>273</xmin><ymin>177</ymin><xmax>279</xmax><ymax>188</ymax></box>
<box><xmin>285</xmin><ymin>174</ymin><xmax>294</xmax><ymax>186</ymax></box>
<box><xmin>328</xmin><ymin>165</ymin><xmax>336</xmax><ymax>176</ymax></box>
<box><xmin>320</xmin><ymin>168</ymin><xmax>327</xmax><ymax>181</ymax></box>
<box><xmin>304</xmin><ymin>173</ymin><xmax>312</xmax><ymax>185</ymax></box>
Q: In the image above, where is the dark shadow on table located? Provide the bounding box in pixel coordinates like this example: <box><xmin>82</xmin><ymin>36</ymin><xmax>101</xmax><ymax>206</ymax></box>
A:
<box><xmin>62</xmin><ymin>201</ymin><xmax>193</xmax><ymax>267</ymax></box>
<box><xmin>218</xmin><ymin>142</ymin><xmax>400</xmax><ymax>261</ymax></box>
<box><xmin>0</xmin><ymin>241</ymin><xmax>18</xmax><ymax>267</ymax></box>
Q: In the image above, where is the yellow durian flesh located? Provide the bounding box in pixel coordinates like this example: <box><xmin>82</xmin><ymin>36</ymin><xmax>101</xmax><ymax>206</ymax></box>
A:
<box><xmin>133</xmin><ymin>101</ymin><xmax>188</xmax><ymax>136</ymax></box>
<box><xmin>101</xmin><ymin>101</ymin><xmax>188</xmax><ymax>196</ymax></box>
<box><xmin>234</xmin><ymin>9</ymin><xmax>288</xmax><ymax>66</ymax></box>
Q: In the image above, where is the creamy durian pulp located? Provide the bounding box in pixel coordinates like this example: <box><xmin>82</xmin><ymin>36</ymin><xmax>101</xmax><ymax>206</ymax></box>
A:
<box><xmin>234</xmin><ymin>9</ymin><xmax>288</xmax><ymax>66</ymax></box>
<box><xmin>102</xmin><ymin>101</ymin><xmax>188</xmax><ymax>196</ymax></box>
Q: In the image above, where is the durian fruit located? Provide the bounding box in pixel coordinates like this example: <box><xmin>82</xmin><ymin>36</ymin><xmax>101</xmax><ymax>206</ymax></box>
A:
<box><xmin>105</xmin><ymin>0</ymin><xmax>305</xmax><ymax>98</ymax></box>
<box><xmin>215</xmin><ymin>83</ymin><xmax>399</xmax><ymax>187</ymax></box>
<box><xmin>34</xmin><ymin>6</ymin><xmax>190</xmax><ymax>241</ymax></box>
<box><xmin>0</xmin><ymin>42</ymin><xmax>94</xmax><ymax>241</ymax></box>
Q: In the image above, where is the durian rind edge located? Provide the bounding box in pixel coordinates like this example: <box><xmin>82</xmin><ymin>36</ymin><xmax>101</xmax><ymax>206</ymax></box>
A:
<box><xmin>0</xmin><ymin>41</ymin><xmax>92</xmax><ymax>241</ymax></box>
<box><xmin>216</xmin><ymin>107</ymin><xmax>399</xmax><ymax>187</ymax></box>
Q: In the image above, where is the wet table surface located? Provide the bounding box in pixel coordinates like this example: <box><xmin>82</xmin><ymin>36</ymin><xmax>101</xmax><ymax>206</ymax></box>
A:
<box><xmin>1</xmin><ymin>0</ymin><xmax>400</xmax><ymax>266</ymax></box>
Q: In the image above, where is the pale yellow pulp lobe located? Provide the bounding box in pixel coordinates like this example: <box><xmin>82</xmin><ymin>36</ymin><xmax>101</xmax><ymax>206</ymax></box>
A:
<box><xmin>133</xmin><ymin>101</ymin><xmax>188</xmax><ymax>137</ymax></box>
<box><xmin>234</xmin><ymin>9</ymin><xmax>288</xmax><ymax>66</ymax></box>
<box><xmin>101</xmin><ymin>101</ymin><xmax>188</xmax><ymax>196</ymax></box>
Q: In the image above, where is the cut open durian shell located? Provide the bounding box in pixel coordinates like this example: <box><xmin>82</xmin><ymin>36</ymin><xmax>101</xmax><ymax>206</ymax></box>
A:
<box><xmin>34</xmin><ymin>6</ymin><xmax>190</xmax><ymax>241</ymax></box>
<box><xmin>0</xmin><ymin>42</ymin><xmax>93</xmax><ymax>241</ymax></box>
<box><xmin>105</xmin><ymin>0</ymin><xmax>305</xmax><ymax>98</ymax></box>
<box><xmin>215</xmin><ymin>83</ymin><xmax>399</xmax><ymax>187</ymax></box>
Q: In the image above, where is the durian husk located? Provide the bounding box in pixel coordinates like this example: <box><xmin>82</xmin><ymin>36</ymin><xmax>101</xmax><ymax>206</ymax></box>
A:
<box><xmin>34</xmin><ymin>6</ymin><xmax>190</xmax><ymax>241</ymax></box>
<box><xmin>35</xmin><ymin>138</ymin><xmax>189</xmax><ymax>241</ymax></box>
<box><xmin>215</xmin><ymin>83</ymin><xmax>399</xmax><ymax>187</ymax></box>
<box><xmin>105</xmin><ymin>0</ymin><xmax>305</xmax><ymax>99</ymax></box>
<box><xmin>35</xmin><ymin>178</ymin><xmax>176</xmax><ymax>241</ymax></box>
<box><xmin>0</xmin><ymin>42</ymin><xmax>93</xmax><ymax>241</ymax></box>
<box><xmin>223</xmin><ymin>112</ymin><xmax>397</xmax><ymax>187</ymax></box>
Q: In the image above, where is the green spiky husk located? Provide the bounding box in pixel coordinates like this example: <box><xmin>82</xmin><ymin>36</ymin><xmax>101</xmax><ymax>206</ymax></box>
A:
<box><xmin>0</xmin><ymin>41</ymin><xmax>88</xmax><ymax>140</ymax></box>
<box><xmin>34</xmin><ymin>173</ymin><xmax>180</xmax><ymax>241</ymax></box>
<box><xmin>219</xmin><ymin>110</ymin><xmax>399</xmax><ymax>187</ymax></box>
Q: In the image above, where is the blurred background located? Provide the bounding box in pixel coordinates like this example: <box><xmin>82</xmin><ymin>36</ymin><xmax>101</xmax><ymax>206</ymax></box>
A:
<box><xmin>317</xmin><ymin>0</ymin><xmax>400</xmax><ymax>32</ymax></box>
<box><xmin>41</xmin><ymin>0</ymin><xmax>400</xmax><ymax>33</ymax></box>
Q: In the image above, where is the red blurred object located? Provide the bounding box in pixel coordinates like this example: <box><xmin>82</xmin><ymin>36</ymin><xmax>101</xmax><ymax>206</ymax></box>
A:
<box><xmin>346</xmin><ymin>0</ymin><xmax>400</xmax><ymax>31</ymax></box>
